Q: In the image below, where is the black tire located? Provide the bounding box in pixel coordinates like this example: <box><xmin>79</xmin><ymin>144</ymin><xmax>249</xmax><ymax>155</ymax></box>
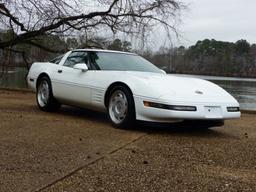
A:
<box><xmin>36</xmin><ymin>76</ymin><xmax>61</xmax><ymax>112</ymax></box>
<box><xmin>107</xmin><ymin>85</ymin><xmax>135</xmax><ymax>128</ymax></box>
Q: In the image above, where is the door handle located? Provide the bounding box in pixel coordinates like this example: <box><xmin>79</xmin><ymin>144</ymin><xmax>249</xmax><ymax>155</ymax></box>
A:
<box><xmin>58</xmin><ymin>69</ymin><xmax>63</xmax><ymax>73</ymax></box>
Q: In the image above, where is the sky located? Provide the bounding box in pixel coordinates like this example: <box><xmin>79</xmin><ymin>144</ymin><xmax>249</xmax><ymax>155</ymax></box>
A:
<box><xmin>156</xmin><ymin>0</ymin><xmax>256</xmax><ymax>48</ymax></box>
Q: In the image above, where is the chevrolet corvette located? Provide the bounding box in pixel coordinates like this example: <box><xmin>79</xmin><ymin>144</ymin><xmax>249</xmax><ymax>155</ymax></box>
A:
<box><xmin>27</xmin><ymin>49</ymin><xmax>240</xmax><ymax>128</ymax></box>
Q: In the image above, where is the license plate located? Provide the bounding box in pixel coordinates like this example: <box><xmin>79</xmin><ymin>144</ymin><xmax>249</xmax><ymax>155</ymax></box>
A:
<box><xmin>204</xmin><ymin>106</ymin><xmax>222</xmax><ymax>118</ymax></box>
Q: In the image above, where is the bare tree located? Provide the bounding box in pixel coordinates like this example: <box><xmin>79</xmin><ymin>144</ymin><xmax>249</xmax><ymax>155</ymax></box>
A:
<box><xmin>0</xmin><ymin>0</ymin><xmax>183</xmax><ymax>50</ymax></box>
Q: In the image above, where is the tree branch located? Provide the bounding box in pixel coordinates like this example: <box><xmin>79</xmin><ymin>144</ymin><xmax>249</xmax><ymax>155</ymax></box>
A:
<box><xmin>0</xmin><ymin>0</ymin><xmax>183</xmax><ymax>50</ymax></box>
<box><xmin>0</xmin><ymin>3</ymin><xmax>28</xmax><ymax>32</ymax></box>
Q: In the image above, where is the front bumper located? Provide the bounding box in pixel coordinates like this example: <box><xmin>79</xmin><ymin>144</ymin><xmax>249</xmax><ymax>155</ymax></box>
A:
<box><xmin>134</xmin><ymin>96</ymin><xmax>241</xmax><ymax>123</ymax></box>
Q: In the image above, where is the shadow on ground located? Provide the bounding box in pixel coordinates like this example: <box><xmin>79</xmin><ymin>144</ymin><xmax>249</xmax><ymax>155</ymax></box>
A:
<box><xmin>56</xmin><ymin>105</ymin><xmax>229</xmax><ymax>139</ymax></box>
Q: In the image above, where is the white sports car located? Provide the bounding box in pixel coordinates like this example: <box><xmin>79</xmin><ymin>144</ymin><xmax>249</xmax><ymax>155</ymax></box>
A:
<box><xmin>27</xmin><ymin>49</ymin><xmax>240</xmax><ymax>128</ymax></box>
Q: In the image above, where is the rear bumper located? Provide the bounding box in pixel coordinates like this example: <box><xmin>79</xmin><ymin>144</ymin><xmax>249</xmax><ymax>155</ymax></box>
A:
<box><xmin>134</xmin><ymin>96</ymin><xmax>240</xmax><ymax>123</ymax></box>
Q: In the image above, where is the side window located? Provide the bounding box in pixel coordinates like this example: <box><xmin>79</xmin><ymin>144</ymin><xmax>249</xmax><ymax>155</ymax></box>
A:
<box><xmin>63</xmin><ymin>51</ymin><xmax>88</xmax><ymax>68</ymax></box>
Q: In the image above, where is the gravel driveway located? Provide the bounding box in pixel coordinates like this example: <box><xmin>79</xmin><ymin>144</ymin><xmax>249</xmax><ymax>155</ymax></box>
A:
<box><xmin>0</xmin><ymin>89</ymin><xmax>255</xmax><ymax>192</ymax></box>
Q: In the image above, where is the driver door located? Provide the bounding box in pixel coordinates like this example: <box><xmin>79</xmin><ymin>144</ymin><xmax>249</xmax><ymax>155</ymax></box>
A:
<box><xmin>52</xmin><ymin>51</ymin><xmax>94</xmax><ymax>107</ymax></box>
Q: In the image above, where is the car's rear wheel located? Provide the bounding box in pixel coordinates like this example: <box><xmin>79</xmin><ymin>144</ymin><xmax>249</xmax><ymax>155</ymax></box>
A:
<box><xmin>36</xmin><ymin>76</ymin><xmax>61</xmax><ymax>112</ymax></box>
<box><xmin>107</xmin><ymin>86</ymin><xmax>135</xmax><ymax>128</ymax></box>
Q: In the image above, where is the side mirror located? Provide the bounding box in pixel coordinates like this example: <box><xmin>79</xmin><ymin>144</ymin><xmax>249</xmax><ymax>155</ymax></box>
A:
<box><xmin>160</xmin><ymin>69</ymin><xmax>166</xmax><ymax>74</ymax></box>
<box><xmin>73</xmin><ymin>63</ymin><xmax>88</xmax><ymax>72</ymax></box>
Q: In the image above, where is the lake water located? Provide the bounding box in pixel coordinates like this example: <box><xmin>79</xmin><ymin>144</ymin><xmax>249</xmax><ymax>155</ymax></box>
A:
<box><xmin>0</xmin><ymin>68</ymin><xmax>255</xmax><ymax>110</ymax></box>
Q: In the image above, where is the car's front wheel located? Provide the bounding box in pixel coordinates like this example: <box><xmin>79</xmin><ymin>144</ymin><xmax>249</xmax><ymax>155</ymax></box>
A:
<box><xmin>107</xmin><ymin>86</ymin><xmax>135</xmax><ymax>128</ymax></box>
<box><xmin>36</xmin><ymin>76</ymin><xmax>61</xmax><ymax>112</ymax></box>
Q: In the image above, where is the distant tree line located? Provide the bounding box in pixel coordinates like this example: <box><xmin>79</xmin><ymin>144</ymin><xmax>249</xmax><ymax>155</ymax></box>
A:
<box><xmin>1</xmin><ymin>30</ymin><xmax>256</xmax><ymax>78</ymax></box>
<box><xmin>142</xmin><ymin>39</ymin><xmax>256</xmax><ymax>78</ymax></box>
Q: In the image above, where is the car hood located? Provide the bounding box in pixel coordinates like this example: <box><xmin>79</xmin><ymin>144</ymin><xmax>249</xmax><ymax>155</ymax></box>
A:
<box><xmin>124</xmin><ymin>72</ymin><xmax>238</xmax><ymax>104</ymax></box>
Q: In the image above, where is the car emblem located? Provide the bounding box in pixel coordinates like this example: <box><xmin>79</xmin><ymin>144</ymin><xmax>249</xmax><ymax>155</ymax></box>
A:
<box><xmin>195</xmin><ymin>90</ymin><xmax>203</xmax><ymax>95</ymax></box>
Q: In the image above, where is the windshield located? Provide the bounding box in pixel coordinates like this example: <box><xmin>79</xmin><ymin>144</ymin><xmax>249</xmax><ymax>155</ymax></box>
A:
<box><xmin>50</xmin><ymin>54</ymin><xmax>64</xmax><ymax>64</ymax></box>
<box><xmin>90</xmin><ymin>52</ymin><xmax>161</xmax><ymax>73</ymax></box>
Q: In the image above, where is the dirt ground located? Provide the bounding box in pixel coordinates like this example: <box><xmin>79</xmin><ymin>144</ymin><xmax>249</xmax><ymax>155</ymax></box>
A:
<box><xmin>0</xmin><ymin>89</ymin><xmax>256</xmax><ymax>192</ymax></box>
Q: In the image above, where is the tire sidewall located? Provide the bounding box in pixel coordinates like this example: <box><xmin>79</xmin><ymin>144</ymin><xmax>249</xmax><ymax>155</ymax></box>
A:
<box><xmin>107</xmin><ymin>86</ymin><xmax>135</xmax><ymax>128</ymax></box>
<box><xmin>36</xmin><ymin>77</ymin><xmax>53</xmax><ymax>111</ymax></box>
